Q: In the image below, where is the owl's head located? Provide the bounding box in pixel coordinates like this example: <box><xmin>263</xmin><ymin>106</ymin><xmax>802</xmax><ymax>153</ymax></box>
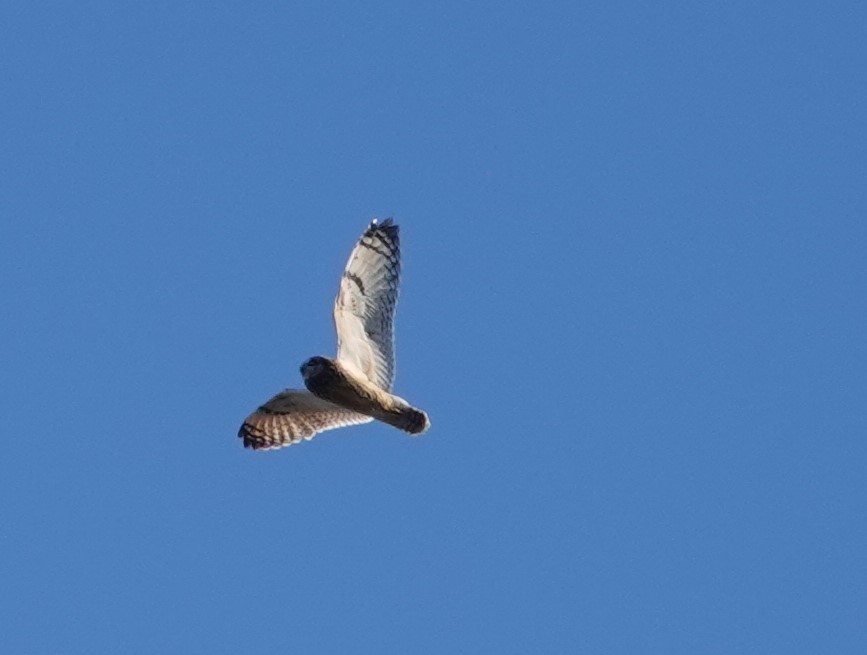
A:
<box><xmin>300</xmin><ymin>356</ymin><xmax>330</xmax><ymax>383</ymax></box>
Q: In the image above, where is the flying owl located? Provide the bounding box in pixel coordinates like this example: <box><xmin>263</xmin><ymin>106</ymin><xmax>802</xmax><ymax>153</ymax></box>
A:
<box><xmin>238</xmin><ymin>219</ymin><xmax>430</xmax><ymax>450</ymax></box>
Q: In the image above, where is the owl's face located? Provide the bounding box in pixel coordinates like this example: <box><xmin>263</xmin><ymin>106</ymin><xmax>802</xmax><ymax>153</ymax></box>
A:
<box><xmin>300</xmin><ymin>356</ymin><xmax>329</xmax><ymax>382</ymax></box>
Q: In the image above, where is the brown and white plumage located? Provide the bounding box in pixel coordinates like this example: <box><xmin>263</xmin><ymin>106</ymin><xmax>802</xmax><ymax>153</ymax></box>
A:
<box><xmin>239</xmin><ymin>390</ymin><xmax>373</xmax><ymax>450</ymax></box>
<box><xmin>238</xmin><ymin>219</ymin><xmax>430</xmax><ymax>451</ymax></box>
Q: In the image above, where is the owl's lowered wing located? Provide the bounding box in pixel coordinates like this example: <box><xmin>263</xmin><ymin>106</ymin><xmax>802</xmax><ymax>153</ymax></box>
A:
<box><xmin>333</xmin><ymin>219</ymin><xmax>400</xmax><ymax>391</ymax></box>
<box><xmin>238</xmin><ymin>390</ymin><xmax>373</xmax><ymax>450</ymax></box>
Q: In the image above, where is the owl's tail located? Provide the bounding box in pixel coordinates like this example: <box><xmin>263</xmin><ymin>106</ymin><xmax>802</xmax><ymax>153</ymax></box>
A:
<box><xmin>378</xmin><ymin>402</ymin><xmax>431</xmax><ymax>435</ymax></box>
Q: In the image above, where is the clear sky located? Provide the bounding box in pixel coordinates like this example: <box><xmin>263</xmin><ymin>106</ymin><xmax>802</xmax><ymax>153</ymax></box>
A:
<box><xmin>2</xmin><ymin>2</ymin><xmax>865</xmax><ymax>653</ymax></box>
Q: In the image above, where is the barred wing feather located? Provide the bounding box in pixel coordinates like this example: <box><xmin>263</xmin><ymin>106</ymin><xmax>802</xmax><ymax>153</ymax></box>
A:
<box><xmin>238</xmin><ymin>390</ymin><xmax>373</xmax><ymax>450</ymax></box>
<box><xmin>333</xmin><ymin>219</ymin><xmax>401</xmax><ymax>391</ymax></box>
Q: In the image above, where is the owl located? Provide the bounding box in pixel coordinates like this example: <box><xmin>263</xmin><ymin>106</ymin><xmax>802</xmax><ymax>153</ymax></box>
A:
<box><xmin>238</xmin><ymin>219</ymin><xmax>430</xmax><ymax>450</ymax></box>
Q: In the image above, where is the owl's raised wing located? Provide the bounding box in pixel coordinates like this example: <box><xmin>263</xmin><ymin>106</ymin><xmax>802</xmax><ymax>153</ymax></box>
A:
<box><xmin>333</xmin><ymin>219</ymin><xmax>400</xmax><ymax>391</ymax></box>
<box><xmin>238</xmin><ymin>390</ymin><xmax>373</xmax><ymax>450</ymax></box>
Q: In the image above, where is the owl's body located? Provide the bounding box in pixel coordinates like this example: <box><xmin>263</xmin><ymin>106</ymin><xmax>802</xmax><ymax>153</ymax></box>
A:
<box><xmin>301</xmin><ymin>356</ymin><xmax>429</xmax><ymax>435</ymax></box>
<box><xmin>238</xmin><ymin>219</ymin><xmax>430</xmax><ymax>451</ymax></box>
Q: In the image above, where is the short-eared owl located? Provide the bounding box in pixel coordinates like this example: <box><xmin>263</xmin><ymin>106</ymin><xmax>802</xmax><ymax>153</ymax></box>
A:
<box><xmin>238</xmin><ymin>219</ymin><xmax>430</xmax><ymax>450</ymax></box>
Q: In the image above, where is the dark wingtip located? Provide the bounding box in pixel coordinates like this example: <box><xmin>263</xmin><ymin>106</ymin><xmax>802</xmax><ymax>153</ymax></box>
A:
<box><xmin>238</xmin><ymin>420</ymin><xmax>272</xmax><ymax>450</ymax></box>
<box><xmin>238</xmin><ymin>422</ymin><xmax>256</xmax><ymax>449</ymax></box>
<box><xmin>368</xmin><ymin>217</ymin><xmax>397</xmax><ymax>234</ymax></box>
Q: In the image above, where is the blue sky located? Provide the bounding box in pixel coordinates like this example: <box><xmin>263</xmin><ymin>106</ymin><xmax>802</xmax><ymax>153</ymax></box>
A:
<box><xmin>2</xmin><ymin>2</ymin><xmax>865</xmax><ymax>652</ymax></box>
